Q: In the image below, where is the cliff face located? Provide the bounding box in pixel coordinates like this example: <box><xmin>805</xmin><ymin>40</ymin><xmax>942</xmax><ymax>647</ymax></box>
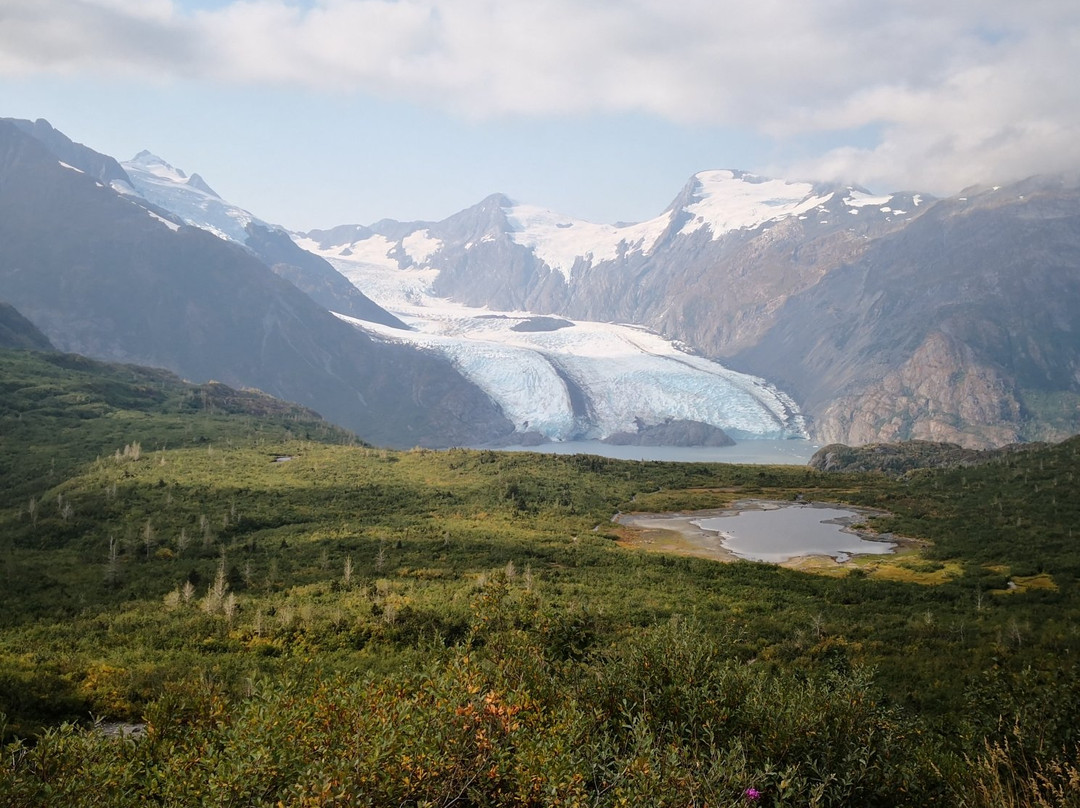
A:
<box><xmin>815</xmin><ymin>332</ymin><xmax>1023</xmax><ymax>447</ymax></box>
<box><xmin>732</xmin><ymin>180</ymin><xmax>1080</xmax><ymax>447</ymax></box>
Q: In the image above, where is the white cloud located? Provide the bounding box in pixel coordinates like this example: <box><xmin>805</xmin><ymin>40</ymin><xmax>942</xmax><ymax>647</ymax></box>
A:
<box><xmin>2</xmin><ymin>0</ymin><xmax>1079</xmax><ymax>191</ymax></box>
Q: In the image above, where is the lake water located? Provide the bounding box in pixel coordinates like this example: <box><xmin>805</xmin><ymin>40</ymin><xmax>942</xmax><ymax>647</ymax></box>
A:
<box><xmin>494</xmin><ymin>438</ymin><xmax>818</xmax><ymax>465</ymax></box>
<box><xmin>693</xmin><ymin>504</ymin><xmax>896</xmax><ymax>563</ymax></box>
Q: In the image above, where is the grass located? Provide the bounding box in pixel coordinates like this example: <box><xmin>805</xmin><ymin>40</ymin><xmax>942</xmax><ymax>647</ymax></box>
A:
<box><xmin>2</xmin><ymin>347</ymin><xmax>1080</xmax><ymax>806</ymax></box>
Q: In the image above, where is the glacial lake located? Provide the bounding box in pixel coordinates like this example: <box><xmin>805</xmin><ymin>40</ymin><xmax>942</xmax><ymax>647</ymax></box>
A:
<box><xmin>693</xmin><ymin>503</ymin><xmax>897</xmax><ymax>563</ymax></box>
<box><xmin>494</xmin><ymin>438</ymin><xmax>818</xmax><ymax>465</ymax></box>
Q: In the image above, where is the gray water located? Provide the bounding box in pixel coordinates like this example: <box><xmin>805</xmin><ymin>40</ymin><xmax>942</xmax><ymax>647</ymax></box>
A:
<box><xmin>494</xmin><ymin>438</ymin><xmax>817</xmax><ymax>465</ymax></box>
<box><xmin>694</xmin><ymin>504</ymin><xmax>896</xmax><ymax>562</ymax></box>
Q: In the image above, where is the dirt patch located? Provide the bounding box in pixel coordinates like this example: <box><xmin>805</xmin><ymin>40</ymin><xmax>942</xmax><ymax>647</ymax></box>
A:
<box><xmin>614</xmin><ymin>509</ymin><xmax>740</xmax><ymax>562</ymax></box>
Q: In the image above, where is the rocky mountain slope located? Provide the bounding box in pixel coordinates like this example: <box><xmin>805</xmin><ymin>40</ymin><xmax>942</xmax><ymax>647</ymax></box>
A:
<box><xmin>118</xmin><ymin>150</ymin><xmax>406</xmax><ymax>329</ymax></box>
<box><xmin>0</xmin><ymin>119</ymin><xmax>512</xmax><ymax>448</ymax></box>
<box><xmin>301</xmin><ymin>171</ymin><xmax>1080</xmax><ymax>447</ymax></box>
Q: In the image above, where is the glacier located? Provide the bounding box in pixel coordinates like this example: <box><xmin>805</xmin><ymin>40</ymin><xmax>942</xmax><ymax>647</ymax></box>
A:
<box><xmin>311</xmin><ymin>245</ymin><xmax>808</xmax><ymax>443</ymax></box>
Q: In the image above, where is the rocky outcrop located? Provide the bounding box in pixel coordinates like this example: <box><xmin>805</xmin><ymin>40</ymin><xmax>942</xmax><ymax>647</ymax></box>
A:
<box><xmin>601</xmin><ymin>419</ymin><xmax>734</xmax><ymax>447</ymax></box>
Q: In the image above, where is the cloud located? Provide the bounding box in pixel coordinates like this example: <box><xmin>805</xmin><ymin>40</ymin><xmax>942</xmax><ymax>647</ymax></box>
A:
<box><xmin>2</xmin><ymin>0</ymin><xmax>1079</xmax><ymax>191</ymax></box>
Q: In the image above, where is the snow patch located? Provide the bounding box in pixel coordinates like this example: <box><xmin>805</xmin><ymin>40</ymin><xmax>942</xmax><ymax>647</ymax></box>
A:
<box><xmin>506</xmin><ymin>204</ymin><xmax>671</xmax><ymax>279</ymax></box>
<box><xmin>147</xmin><ymin>210</ymin><xmax>180</xmax><ymax>232</ymax></box>
<box><xmin>402</xmin><ymin>230</ymin><xmax>442</xmax><ymax>264</ymax></box>
<box><xmin>58</xmin><ymin>161</ymin><xmax>84</xmax><ymax>174</ymax></box>
<box><xmin>110</xmin><ymin>180</ymin><xmax>139</xmax><ymax>197</ymax></box>
<box><xmin>844</xmin><ymin>190</ymin><xmax>893</xmax><ymax>208</ymax></box>
<box><xmin>679</xmin><ymin>171</ymin><xmax>832</xmax><ymax>240</ymax></box>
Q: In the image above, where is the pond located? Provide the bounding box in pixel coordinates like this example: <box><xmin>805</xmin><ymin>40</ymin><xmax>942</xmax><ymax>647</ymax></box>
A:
<box><xmin>692</xmin><ymin>502</ymin><xmax>896</xmax><ymax>563</ymax></box>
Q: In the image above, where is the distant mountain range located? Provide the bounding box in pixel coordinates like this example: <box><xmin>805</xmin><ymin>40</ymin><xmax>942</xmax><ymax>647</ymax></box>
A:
<box><xmin>2</xmin><ymin>117</ymin><xmax>1077</xmax><ymax>449</ymax></box>
<box><xmin>298</xmin><ymin>171</ymin><xmax>1080</xmax><ymax>448</ymax></box>
<box><xmin>45</xmin><ymin>130</ymin><xmax>813</xmax><ymax>446</ymax></box>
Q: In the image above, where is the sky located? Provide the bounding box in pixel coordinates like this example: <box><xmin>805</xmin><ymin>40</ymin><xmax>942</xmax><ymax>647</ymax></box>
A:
<box><xmin>2</xmin><ymin>0</ymin><xmax>1079</xmax><ymax>231</ymax></box>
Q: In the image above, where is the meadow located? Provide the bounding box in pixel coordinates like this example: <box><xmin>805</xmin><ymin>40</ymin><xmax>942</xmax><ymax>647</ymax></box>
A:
<box><xmin>1</xmin><ymin>348</ymin><xmax>1079</xmax><ymax>806</ymax></box>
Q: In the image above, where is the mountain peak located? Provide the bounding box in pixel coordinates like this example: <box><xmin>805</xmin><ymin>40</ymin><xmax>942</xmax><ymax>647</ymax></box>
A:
<box><xmin>186</xmin><ymin>172</ymin><xmax>220</xmax><ymax>198</ymax></box>
<box><xmin>675</xmin><ymin>169</ymin><xmax>834</xmax><ymax>240</ymax></box>
<box><xmin>128</xmin><ymin>151</ymin><xmax>187</xmax><ymax>181</ymax></box>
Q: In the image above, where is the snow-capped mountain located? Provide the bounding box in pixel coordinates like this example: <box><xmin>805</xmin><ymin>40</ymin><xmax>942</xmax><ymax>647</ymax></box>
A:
<box><xmin>119</xmin><ymin>150</ymin><xmax>405</xmax><ymax>329</ymax></box>
<box><xmin>120</xmin><ymin>151</ymin><xmax>255</xmax><ymax>244</ymax></box>
<box><xmin>291</xmin><ymin>176</ymin><xmax>816</xmax><ymax>443</ymax></box>
<box><xmin>298</xmin><ymin>170</ymin><xmax>1080</xmax><ymax>449</ymax></box>
<box><xmin>119</xmin><ymin>154</ymin><xmax>812</xmax><ymax>444</ymax></box>
<box><xmin>45</xmin><ymin>122</ymin><xmax>1079</xmax><ymax>450</ymax></box>
<box><xmin>0</xmin><ymin>117</ymin><xmax>511</xmax><ymax>448</ymax></box>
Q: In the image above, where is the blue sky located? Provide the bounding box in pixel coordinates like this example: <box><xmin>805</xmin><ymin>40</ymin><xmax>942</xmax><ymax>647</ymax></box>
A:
<box><xmin>2</xmin><ymin>1</ymin><xmax>1079</xmax><ymax>231</ymax></box>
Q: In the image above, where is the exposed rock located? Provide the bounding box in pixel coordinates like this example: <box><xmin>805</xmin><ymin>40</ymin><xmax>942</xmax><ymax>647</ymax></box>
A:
<box><xmin>510</xmin><ymin>316</ymin><xmax>574</xmax><ymax>332</ymax></box>
<box><xmin>601</xmin><ymin>419</ymin><xmax>734</xmax><ymax>447</ymax></box>
<box><xmin>814</xmin><ymin>332</ymin><xmax>1023</xmax><ymax>449</ymax></box>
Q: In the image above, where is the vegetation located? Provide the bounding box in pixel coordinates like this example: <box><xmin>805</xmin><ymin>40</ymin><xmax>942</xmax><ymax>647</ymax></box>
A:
<box><xmin>2</xmin><ymin>347</ymin><xmax>1080</xmax><ymax>806</ymax></box>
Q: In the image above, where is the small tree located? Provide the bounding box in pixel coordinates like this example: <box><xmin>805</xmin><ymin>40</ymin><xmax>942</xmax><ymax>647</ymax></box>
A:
<box><xmin>202</xmin><ymin>554</ymin><xmax>229</xmax><ymax>614</ymax></box>
<box><xmin>143</xmin><ymin>519</ymin><xmax>155</xmax><ymax>560</ymax></box>
<box><xmin>105</xmin><ymin>535</ymin><xmax>120</xmax><ymax>587</ymax></box>
<box><xmin>223</xmin><ymin>592</ymin><xmax>238</xmax><ymax>626</ymax></box>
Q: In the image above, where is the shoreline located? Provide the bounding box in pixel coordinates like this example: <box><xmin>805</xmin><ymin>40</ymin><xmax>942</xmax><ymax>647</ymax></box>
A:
<box><xmin>613</xmin><ymin>499</ymin><xmax>911</xmax><ymax>568</ymax></box>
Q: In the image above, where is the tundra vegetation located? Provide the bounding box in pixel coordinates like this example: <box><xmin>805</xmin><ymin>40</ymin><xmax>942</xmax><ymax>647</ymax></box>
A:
<box><xmin>1</xmin><ymin>348</ymin><xmax>1079</xmax><ymax>806</ymax></box>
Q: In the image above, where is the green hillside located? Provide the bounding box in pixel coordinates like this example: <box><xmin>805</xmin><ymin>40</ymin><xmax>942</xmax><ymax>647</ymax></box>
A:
<box><xmin>1</xmin><ymin>348</ymin><xmax>1079</xmax><ymax>807</ymax></box>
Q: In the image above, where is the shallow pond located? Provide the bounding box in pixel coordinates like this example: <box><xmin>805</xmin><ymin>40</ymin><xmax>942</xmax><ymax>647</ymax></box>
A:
<box><xmin>693</xmin><ymin>503</ymin><xmax>895</xmax><ymax>563</ymax></box>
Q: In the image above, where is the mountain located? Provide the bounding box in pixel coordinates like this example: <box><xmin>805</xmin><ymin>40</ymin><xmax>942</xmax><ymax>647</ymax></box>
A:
<box><xmin>119</xmin><ymin>150</ymin><xmax>406</xmax><ymax>329</ymax></box>
<box><xmin>0</xmin><ymin>118</ymin><xmax>512</xmax><ymax>448</ymax></box>
<box><xmin>299</xmin><ymin>171</ymin><xmax>1080</xmax><ymax>448</ymax></box>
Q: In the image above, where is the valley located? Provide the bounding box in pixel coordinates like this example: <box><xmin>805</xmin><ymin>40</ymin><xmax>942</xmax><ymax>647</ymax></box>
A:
<box><xmin>307</xmin><ymin>239</ymin><xmax>807</xmax><ymax>443</ymax></box>
<box><xmin>11</xmin><ymin>114</ymin><xmax>1073</xmax><ymax>452</ymax></box>
<box><xmin>1</xmin><ymin>116</ymin><xmax>1079</xmax><ymax>807</ymax></box>
<box><xmin>1</xmin><ymin>341</ymin><xmax>1079</xmax><ymax>806</ymax></box>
